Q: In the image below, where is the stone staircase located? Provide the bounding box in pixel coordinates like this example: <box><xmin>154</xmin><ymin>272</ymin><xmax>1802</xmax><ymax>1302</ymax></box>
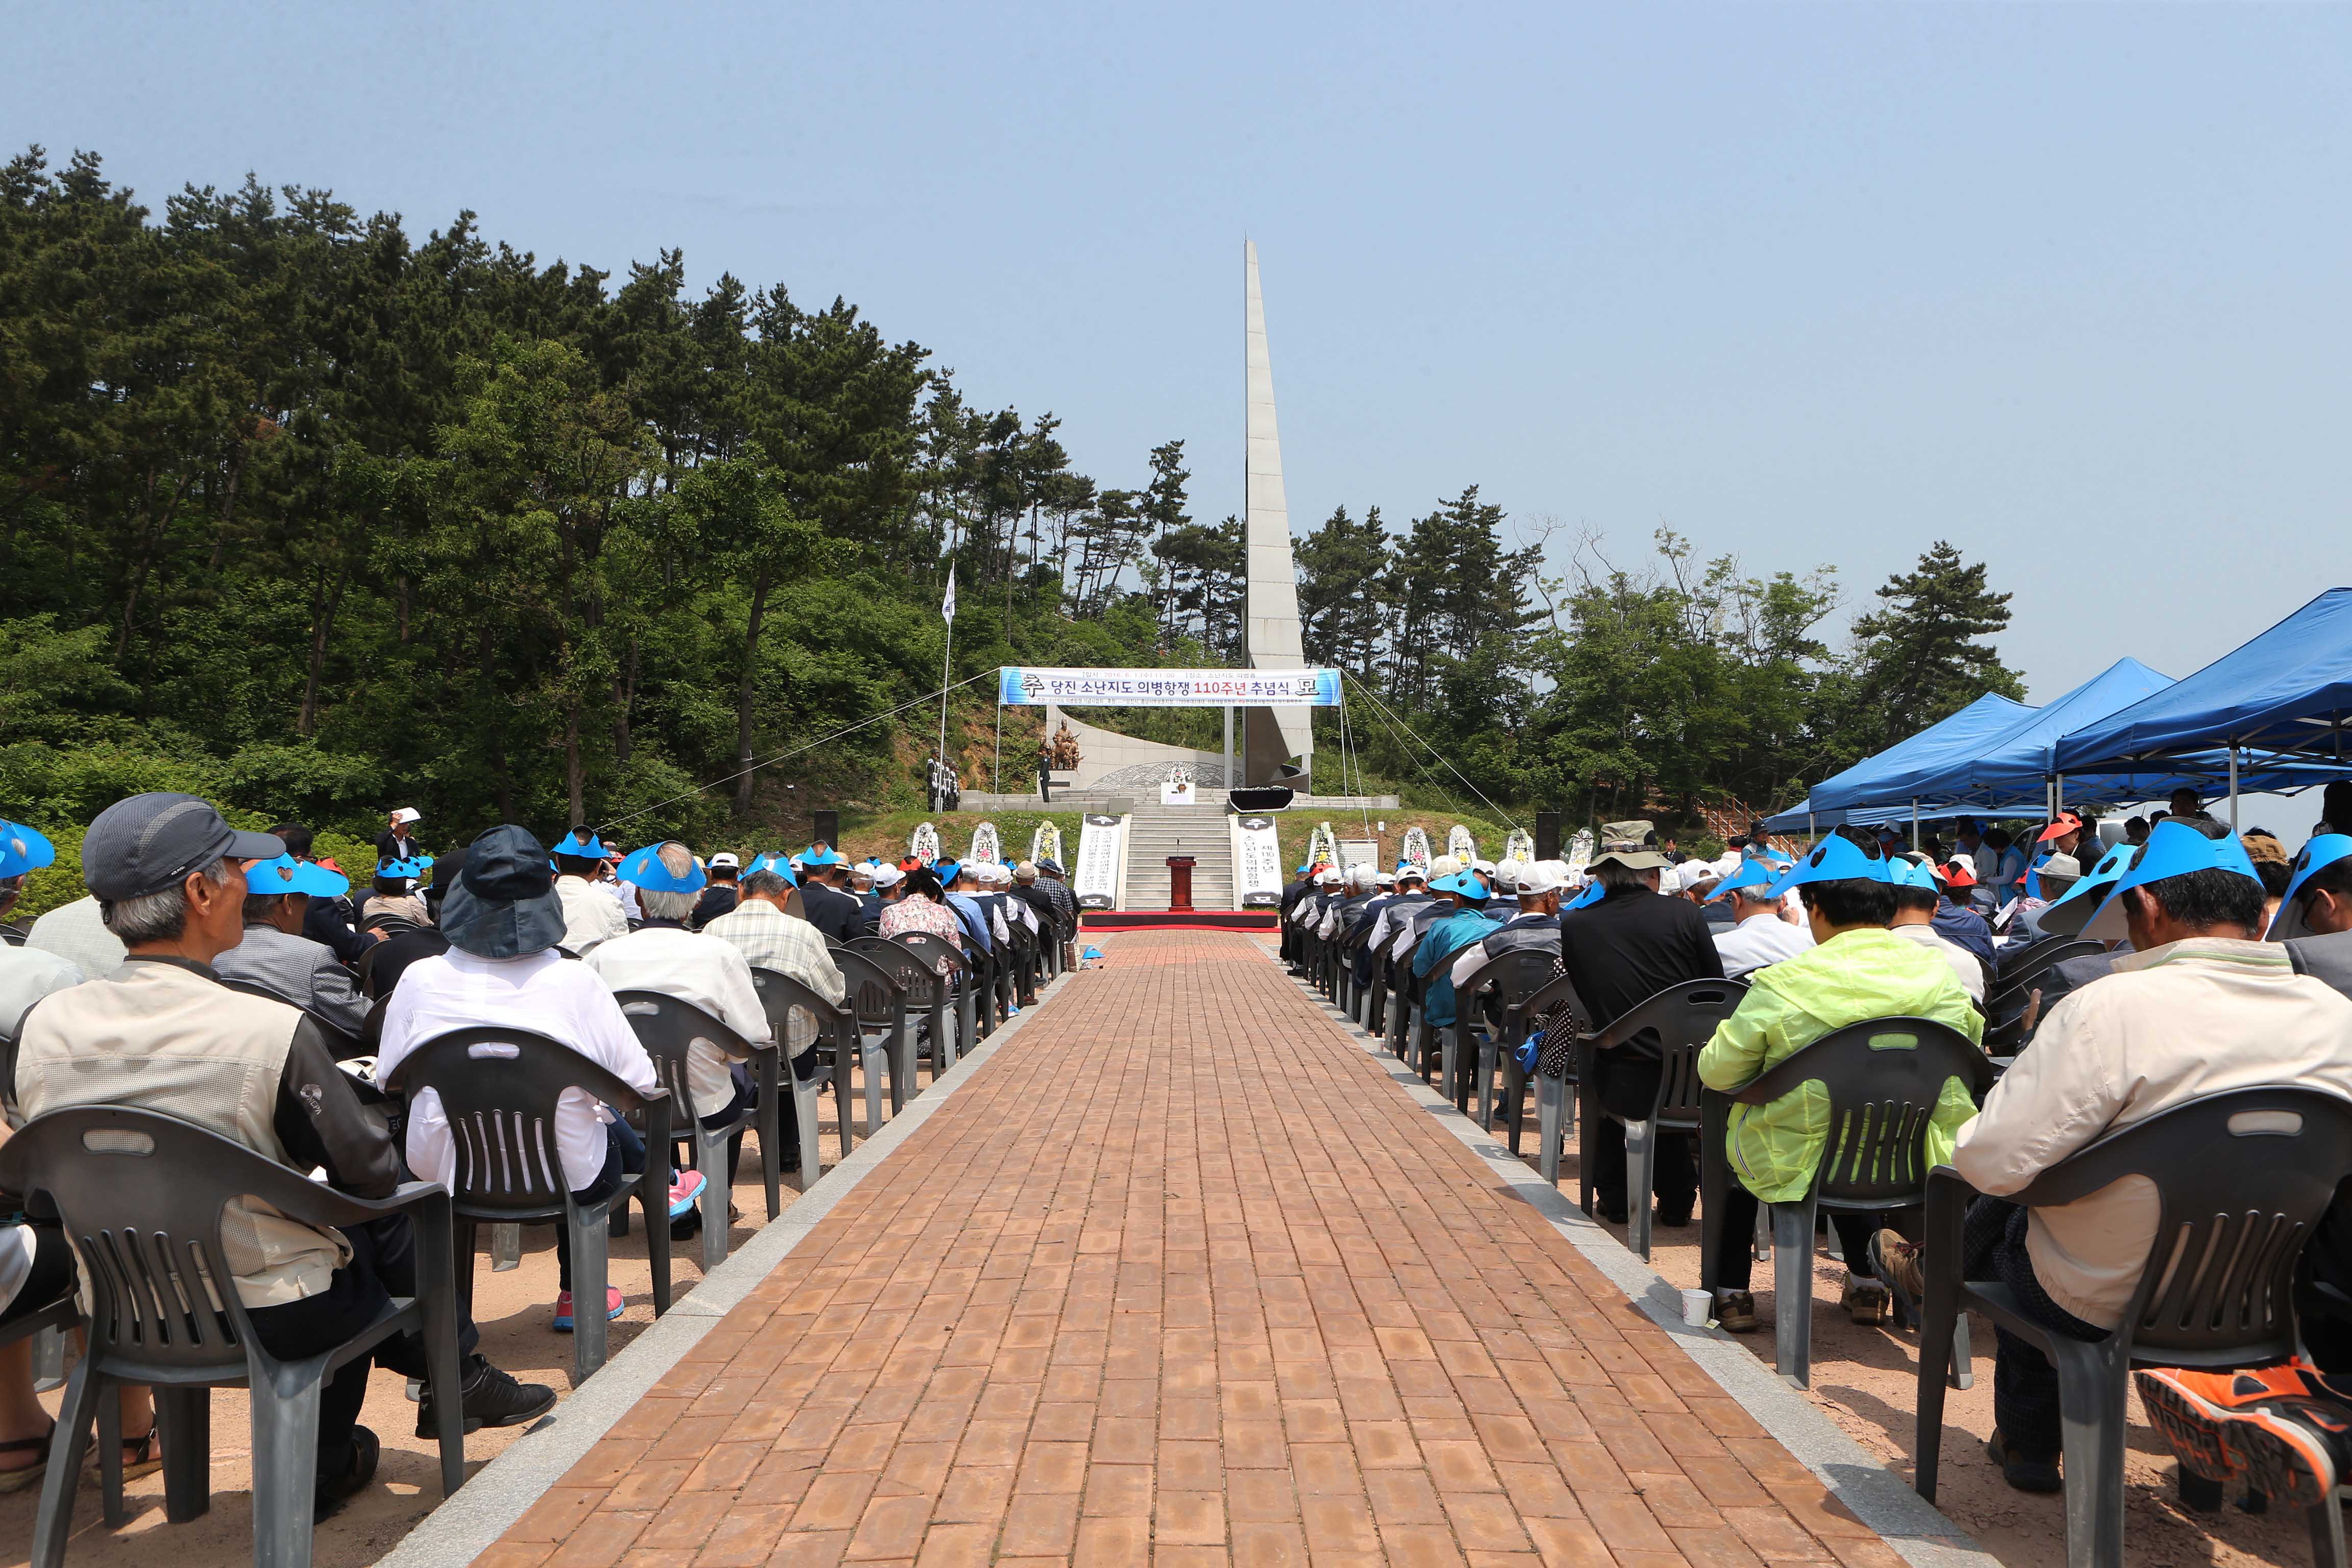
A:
<box><xmin>1119</xmin><ymin>806</ymin><xmax>1236</xmax><ymax>912</ymax></box>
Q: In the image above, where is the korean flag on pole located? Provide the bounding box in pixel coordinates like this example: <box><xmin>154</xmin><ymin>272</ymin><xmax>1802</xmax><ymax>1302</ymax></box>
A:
<box><xmin>941</xmin><ymin>564</ymin><xmax>957</xmax><ymax>622</ymax></box>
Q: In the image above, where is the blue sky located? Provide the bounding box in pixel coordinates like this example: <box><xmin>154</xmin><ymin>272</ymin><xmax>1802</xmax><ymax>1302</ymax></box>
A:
<box><xmin>12</xmin><ymin>2</ymin><xmax>2349</xmax><ymax>715</ymax></box>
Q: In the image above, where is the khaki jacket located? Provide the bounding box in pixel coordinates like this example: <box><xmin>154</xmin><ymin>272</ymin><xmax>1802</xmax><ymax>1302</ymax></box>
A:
<box><xmin>1953</xmin><ymin>937</ymin><xmax>2352</xmax><ymax>1327</ymax></box>
<box><xmin>12</xmin><ymin>960</ymin><xmax>372</xmax><ymax>1307</ymax></box>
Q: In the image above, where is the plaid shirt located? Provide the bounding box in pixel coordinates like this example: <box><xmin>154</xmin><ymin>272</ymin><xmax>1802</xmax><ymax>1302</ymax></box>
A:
<box><xmin>702</xmin><ymin>898</ymin><xmax>845</xmax><ymax>1056</ymax></box>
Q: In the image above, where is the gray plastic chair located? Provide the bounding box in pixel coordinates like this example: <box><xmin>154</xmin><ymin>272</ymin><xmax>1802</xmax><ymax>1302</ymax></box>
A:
<box><xmin>381</xmin><ymin>1027</ymin><xmax>674</xmax><ymax>1385</ymax></box>
<box><xmin>1573</xmin><ymin>977</ymin><xmax>1749</xmax><ymax>1260</ymax></box>
<box><xmin>850</xmin><ymin>937</ymin><xmax>949</xmax><ymax>1089</ymax></box>
<box><xmin>1514</xmin><ymin>970</ymin><xmax>1595</xmax><ymax>1186</ymax></box>
<box><xmin>830</xmin><ymin>947</ymin><xmax>915</xmax><ymax>1113</ymax></box>
<box><xmin>1915</xmin><ymin>1086</ymin><xmax>2352</xmax><ymax>1568</ymax></box>
<box><xmin>0</xmin><ymin>1106</ymin><xmax>466</xmax><ymax>1568</ymax></box>
<box><xmin>748</xmin><ymin>966</ymin><xmax>860</xmax><ymax>1173</ymax></box>
<box><xmin>892</xmin><ymin>931</ymin><xmax>975</xmax><ymax>1063</ymax></box>
<box><xmin>1385</xmin><ymin>931</ymin><xmax>1421</xmax><ymax>1062</ymax></box>
<box><xmin>611</xmin><ymin>991</ymin><xmax>780</xmax><ymax>1269</ymax></box>
<box><xmin>6</xmin><ymin>1296</ymin><xmax>75</xmax><ymax>1398</ymax></box>
<box><xmin>1451</xmin><ymin>949</ymin><xmax>1566</xmax><ymax>1131</ymax></box>
<box><xmin>1990</xmin><ymin>935</ymin><xmax>2103</xmax><ymax>991</ymax></box>
<box><xmin>1696</xmin><ymin>1015</ymin><xmax>1995</xmax><ymax>1387</ymax></box>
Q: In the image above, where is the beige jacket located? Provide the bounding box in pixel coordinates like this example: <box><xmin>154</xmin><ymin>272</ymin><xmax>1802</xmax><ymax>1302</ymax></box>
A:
<box><xmin>556</xmin><ymin>875</ymin><xmax>629</xmax><ymax>953</ymax></box>
<box><xmin>1953</xmin><ymin>937</ymin><xmax>2352</xmax><ymax>1327</ymax></box>
<box><xmin>12</xmin><ymin>960</ymin><xmax>358</xmax><ymax>1306</ymax></box>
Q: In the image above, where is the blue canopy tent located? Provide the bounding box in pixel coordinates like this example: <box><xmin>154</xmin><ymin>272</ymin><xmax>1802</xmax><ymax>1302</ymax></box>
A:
<box><xmin>2053</xmin><ymin>587</ymin><xmax>2352</xmax><ymax>827</ymax></box>
<box><xmin>1758</xmin><ymin>692</ymin><xmax>2034</xmax><ymax>835</ymax></box>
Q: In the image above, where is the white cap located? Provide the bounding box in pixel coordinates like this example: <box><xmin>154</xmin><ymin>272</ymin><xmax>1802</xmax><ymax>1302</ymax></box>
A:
<box><xmin>1430</xmin><ymin>854</ymin><xmax>1464</xmax><ymax>878</ymax></box>
<box><xmin>872</xmin><ymin>863</ymin><xmax>904</xmax><ymax>889</ymax></box>
<box><xmin>391</xmin><ymin>806</ymin><xmax>421</xmax><ymax>825</ymax></box>
<box><xmin>1376</xmin><ymin>871</ymin><xmax>1396</xmax><ymax>887</ymax></box>
<box><xmin>1473</xmin><ymin>860</ymin><xmax>1497</xmax><ymax>875</ymax></box>
<box><xmin>1398</xmin><ymin>864</ymin><xmax>1428</xmax><ymax>883</ymax></box>
<box><xmin>707</xmin><ymin>851</ymin><xmax>740</xmax><ymax>871</ymax></box>
<box><xmin>1316</xmin><ymin>867</ymin><xmax>1343</xmax><ymax>886</ymax></box>
<box><xmin>1517</xmin><ymin>860</ymin><xmax>1570</xmax><ymax>895</ymax></box>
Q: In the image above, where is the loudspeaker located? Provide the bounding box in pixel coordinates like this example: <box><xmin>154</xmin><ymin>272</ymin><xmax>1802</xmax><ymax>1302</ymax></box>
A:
<box><xmin>812</xmin><ymin>811</ymin><xmax>839</xmax><ymax>849</ymax></box>
<box><xmin>1535</xmin><ymin>812</ymin><xmax>1562</xmax><ymax>862</ymax></box>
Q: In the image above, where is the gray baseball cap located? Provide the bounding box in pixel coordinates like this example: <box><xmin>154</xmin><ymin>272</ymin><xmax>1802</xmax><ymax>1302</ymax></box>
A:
<box><xmin>82</xmin><ymin>793</ymin><xmax>285</xmax><ymax>900</ymax></box>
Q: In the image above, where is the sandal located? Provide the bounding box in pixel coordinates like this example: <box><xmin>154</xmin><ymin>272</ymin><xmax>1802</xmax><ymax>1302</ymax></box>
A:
<box><xmin>118</xmin><ymin>1424</ymin><xmax>162</xmax><ymax>1481</ymax></box>
<box><xmin>0</xmin><ymin>1427</ymin><xmax>54</xmax><ymax>1494</ymax></box>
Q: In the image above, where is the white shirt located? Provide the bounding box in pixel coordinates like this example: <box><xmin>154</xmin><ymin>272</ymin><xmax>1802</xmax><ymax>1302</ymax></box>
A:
<box><xmin>0</xmin><ymin>1223</ymin><xmax>34</xmax><ymax>1316</ymax></box>
<box><xmin>0</xmin><ymin>945</ymin><xmax>83</xmax><ymax>1039</ymax></box>
<box><xmin>1712</xmin><ymin>912</ymin><xmax>1816</xmax><ymax>977</ymax></box>
<box><xmin>583</xmin><ymin>925</ymin><xmax>772</xmax><ymax>1117</ymax></box>
<box><xmin>555</xmin><ymin>875</ymin><xmax>629</xmax><ymax>954</ymax></box>
<box><xmin>1891</xmin><ymin>921</ymin><xmax>1986</xmax><ymax>1002</ymax></box>
<box><xmin>26</xmin><ymin>896</ymin><xmax>125</xmax><ymax>979</ymax></box>
<box><xmin>375</xmin><ymin>947</ymin><xmax>659</xmax><ymax>1192</ymax></box>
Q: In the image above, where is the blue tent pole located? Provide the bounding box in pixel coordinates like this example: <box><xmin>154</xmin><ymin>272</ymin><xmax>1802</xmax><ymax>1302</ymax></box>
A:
<box><xmin>1911</xmin><ymin>800</ymin><xmax>1920</xmax><ymax>851</ymax></box>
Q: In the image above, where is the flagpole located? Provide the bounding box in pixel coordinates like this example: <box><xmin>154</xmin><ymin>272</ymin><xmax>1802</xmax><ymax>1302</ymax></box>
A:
<box><xmin>937</xmin><ymin>566</ymin><xmax>955</xmax><ymax>775</ymax></box>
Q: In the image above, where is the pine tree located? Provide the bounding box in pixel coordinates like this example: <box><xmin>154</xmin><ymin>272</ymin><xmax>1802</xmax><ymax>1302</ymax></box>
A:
<box><xmin>1840</xmin><ymin>541</ymin><xmax>2024</xmax><ymax>755</ymax></box>
<box><xmin>1296</xmin><ymin>505</ymin><xmax>1389</xmax><ymax>678</ymax></box>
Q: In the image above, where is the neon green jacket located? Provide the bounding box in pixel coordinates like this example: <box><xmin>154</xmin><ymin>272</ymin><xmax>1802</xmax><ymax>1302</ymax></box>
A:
<box><xmin>1696</xmin><ymin>926</ymin><xmax>1985</xmax><ymax>1203</ymax></box>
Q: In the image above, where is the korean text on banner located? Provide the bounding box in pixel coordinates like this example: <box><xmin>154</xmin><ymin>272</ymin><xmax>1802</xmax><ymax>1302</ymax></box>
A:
<box><xmin>998</xmin><ymin>667</ymin><xmax>1341</xmax><ymax>708</ymax></box>
<box><xmin>1231</xmin><ymin>816</ymin><xmax>1286</xmax><ymax>906</ymax></box>
<box><xmin>1073</xmin><ymin>813</ymin><xmax>1125</xmax><ymax>909</ymax></box>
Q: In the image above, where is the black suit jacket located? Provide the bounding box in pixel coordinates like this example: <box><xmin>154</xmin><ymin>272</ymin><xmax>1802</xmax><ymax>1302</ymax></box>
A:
<box><xmin>799</xmin><ymin>881</ymin><xmax>864</xmax><ymax>944</ymax></box>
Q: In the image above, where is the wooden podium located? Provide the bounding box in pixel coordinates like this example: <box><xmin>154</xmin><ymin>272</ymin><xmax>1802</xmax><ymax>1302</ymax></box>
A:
<box><xmin>1166</xmin><ymin>856</ymin><xmax>1197</xmax><ymax>912</ymax></box>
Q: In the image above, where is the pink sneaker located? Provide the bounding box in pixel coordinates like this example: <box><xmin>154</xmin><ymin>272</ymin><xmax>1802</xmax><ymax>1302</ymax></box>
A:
<box><xmin>552</xmin><ymin>1286</ymin><xmax>625</xmax><ymax>1332</ymax></box>
<box><xmin>667</xmin><ymin>1169</ymin><xmax>708</xmax><ymax>1219</ymax></box>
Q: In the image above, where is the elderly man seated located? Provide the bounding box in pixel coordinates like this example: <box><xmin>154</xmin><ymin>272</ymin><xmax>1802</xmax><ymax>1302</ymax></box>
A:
<box><xmin>1706</xmin><ymin>858</ymin><xmax>1810</xmax><ymax>978</ymax></box>
<box><xmin>1698</xmin><ymin>835</ymin><xmax>1981</xmax><ymax>1334</ymax></box>
<box><xmin>212</xmin><ymin>853</ymin><xmax>373</xmax><ymax>1038</ymax></box>
<box><xmin>377</xmin><ymin>825</ymin><xmax>704</xmax><ymax>1332</ymax></box>
<box><xmin>1996</xmin><ymin>851</ymin><xmax>2081</xmax><ymax>947</ymax></box>
<box><xmin>704</xmin><ymin>865</ymin><xmax>846</xmax><ymax>1151</ymax></box>
<box><xmin>1873</xmin><ymin>820</ymin><xmax>2352</xmax><ymax>1496</ymax></box>
<box><xmin>1562</xmin><ymin>846</ymin><xmax>1725</xmax><ymax>1228</ymax></box>
<box><xmin>1411</xmin><ymin>872</ymin><xmax>1503</xmax><ymax>1036</ymax></box>
<box><xmin>13</xmin><ymin>795</ymin><xmax>553</xmax><ymax>1512</ymax></box>
<box><xmin>584</xmin><ymin>844</ymin><xmax>776</xmax><ymax>1204</ymax></box>
<box><xmin>1888</xmin><ymin>857</ymin><xmax>1986</xmax><ymax>1003</ymax></box>
<box><xmin>0</xmin><ymin>820</ymin><xmax>81</xmax><ymax>1039</ymax></box>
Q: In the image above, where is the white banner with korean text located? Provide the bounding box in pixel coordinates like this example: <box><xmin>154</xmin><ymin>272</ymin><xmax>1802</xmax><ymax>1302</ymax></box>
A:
<box><xmin>1231</xmin><ymin>815</ymin><xmax>1287</xmax><ymax>907</ymax></box>
<box><xmin>999</xmin><ymin>667</ymin><xmax>1341</xmax><ymax>708</ymax></box>
<box><xmin>1074</xmin><ymin>813</ymin><xmax>1126</xmax><ymax>909</ymax></box>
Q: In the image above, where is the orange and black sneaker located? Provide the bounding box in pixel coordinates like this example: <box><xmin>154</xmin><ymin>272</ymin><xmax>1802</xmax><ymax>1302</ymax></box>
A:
<box><xmin>2136</xmin><ymin>1362</ymin><xmax>2348</xmax><ymax>1508</ymax></box>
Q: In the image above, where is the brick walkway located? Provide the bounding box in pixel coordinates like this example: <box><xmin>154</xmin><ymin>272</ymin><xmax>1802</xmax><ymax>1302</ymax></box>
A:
<box><xmin>485</xmin><ymin>930</ymin><xmax>1901</xmax><ymax>1568</ymax></box>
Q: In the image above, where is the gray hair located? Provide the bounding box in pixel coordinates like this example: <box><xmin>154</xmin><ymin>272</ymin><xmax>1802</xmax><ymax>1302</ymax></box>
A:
<box><xmin>103</xmin><ymin>857</ymin><xmax>236</xmax><ymax>944</ymax></box>
<box><xmin>741</xmin><ymin>869</ymin><xmax>792</xmax><ymax>900</ymax></box>
<box><xmin>635</xmin><ymin>841</ymin><xmax>701</xmax><ymax>922</ymax></box>
<box><xmin>1730</xmin><ymin>883</ymin><xmax>1780</xmax><ymax>909</ymax></box>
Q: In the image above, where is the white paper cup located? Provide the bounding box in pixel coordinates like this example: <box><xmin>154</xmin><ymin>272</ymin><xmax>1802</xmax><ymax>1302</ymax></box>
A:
<box><xmin>1681</xmin><ymin>1288</ymin><xmax>1713</xmax><ymax>1327</ymax></box>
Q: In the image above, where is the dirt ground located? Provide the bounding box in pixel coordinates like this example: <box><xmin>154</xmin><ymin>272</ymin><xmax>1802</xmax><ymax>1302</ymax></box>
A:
<box><xmin>1490</xmin><ymin>1096</ymin><xmax>2327</xmax><ymax>1568</ymax></box>
<box><xmin>0</xmin><ymin>1052</ymin><xmax>906</xmax><ymax>1568</ymax></box>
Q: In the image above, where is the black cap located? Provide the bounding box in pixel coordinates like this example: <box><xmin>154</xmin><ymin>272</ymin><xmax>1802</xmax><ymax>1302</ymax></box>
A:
<box><xmin>82</xmin><ymin>793</ymin><xmax>284</xmax><ymax>901</ymax></box>
<box><xmin>438</xmin><ymin>825</ymin><xmax>565</xmax><ymax>959</ymax></box>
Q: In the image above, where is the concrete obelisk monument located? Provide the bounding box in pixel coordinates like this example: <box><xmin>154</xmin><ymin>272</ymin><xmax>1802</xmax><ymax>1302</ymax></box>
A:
<box><xmin>1241</xmin><ymin>240</ymin><xmax>1314</xmax><ymax>789</ymax></box>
